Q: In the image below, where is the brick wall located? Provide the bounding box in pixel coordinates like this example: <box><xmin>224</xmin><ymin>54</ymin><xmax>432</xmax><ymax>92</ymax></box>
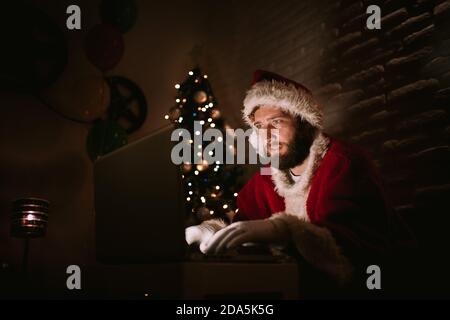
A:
<box><xmin>203</xmin><ymin>0</ymin><xmax>450</xmax><ymax>248</ymax></box>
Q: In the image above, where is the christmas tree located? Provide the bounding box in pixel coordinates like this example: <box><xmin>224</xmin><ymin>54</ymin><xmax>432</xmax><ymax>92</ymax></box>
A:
<box><xmin>165</xmin><ymin>67</ymin><xmax>243</xmax><ymax>224</ymax></box>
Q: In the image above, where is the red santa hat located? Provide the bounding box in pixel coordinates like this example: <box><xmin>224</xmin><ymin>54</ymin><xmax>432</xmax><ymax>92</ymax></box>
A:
<box><xmin>242</xmin><ymin>70</ymin><xmax>323</xmax><ymax>129</ymax></box>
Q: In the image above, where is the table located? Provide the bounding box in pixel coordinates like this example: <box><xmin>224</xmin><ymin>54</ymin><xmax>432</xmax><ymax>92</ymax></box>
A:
<box><xmin>89</xmin><ymin>261</ymin><xmax>299</xmax><ymax>299</ymax></box>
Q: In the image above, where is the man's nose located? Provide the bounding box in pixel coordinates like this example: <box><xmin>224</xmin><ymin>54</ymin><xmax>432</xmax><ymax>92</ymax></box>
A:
<box><xmin>257</xmin><ymin>124</ymin><xmax>274</xmax><ymax>141</ymax></box>
<box><xmin>266</xmin><ymin>125</ymin><xmax>277</xmax><ymax>141</ymax></box>
<box><xmin>258</xmin><ymin>126</ymin><xmax>273</xmax><ymax>145</ymax></box>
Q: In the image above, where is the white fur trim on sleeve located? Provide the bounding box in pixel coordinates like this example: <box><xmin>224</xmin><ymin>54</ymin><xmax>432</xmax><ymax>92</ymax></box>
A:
<box><xmin>270</xmin><ymin>213</ymin><xmax>353</xmax><ymax>286</ymax></box>
<box><xmin>270</xmin><ymin>132</ymin><xmax>330</xmax><ymax>220</ymax></box>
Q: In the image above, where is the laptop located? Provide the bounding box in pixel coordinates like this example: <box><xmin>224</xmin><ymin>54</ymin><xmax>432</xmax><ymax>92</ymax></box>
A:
<box><xmin>94</xmin><ymin>126</ymin><xmax>290</xmax><ymax>264</ymax></box>
<box><xmin>94</xmin><ymin>125</ymin><xmax>185</xmax><ymax>263</ymax></box>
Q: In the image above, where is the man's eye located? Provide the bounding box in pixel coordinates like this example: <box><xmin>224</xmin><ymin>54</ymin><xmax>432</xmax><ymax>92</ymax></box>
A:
<box><xmin>272</xmin><ymin>119</ymin><xmax>283</xmax><ymax>126</ymax></box>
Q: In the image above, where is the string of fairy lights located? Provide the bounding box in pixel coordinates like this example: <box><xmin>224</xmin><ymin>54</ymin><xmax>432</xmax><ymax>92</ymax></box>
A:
<box><xmin>165</xmin><ymin>68</ymin><xmax>242</xmax><ymax>222</ymax></box>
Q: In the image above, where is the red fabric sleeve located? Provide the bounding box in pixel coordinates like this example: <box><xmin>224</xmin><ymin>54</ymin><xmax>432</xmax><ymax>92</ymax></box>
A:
<box><xmin>308</xmin><ymin>150</ymin><xmax>392</xmax><ymax>264</ymax></box>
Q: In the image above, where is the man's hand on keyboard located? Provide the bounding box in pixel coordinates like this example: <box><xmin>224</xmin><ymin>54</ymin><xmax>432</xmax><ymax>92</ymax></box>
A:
<box><xmin>202</xmin><ymin>218</ymin><xmax>290</xmax><ymax>255</ymax></box>
<box><xmin>185</xmin><ymin>219</ymin><xmax>228</xmax><ymax>253</ymax></box>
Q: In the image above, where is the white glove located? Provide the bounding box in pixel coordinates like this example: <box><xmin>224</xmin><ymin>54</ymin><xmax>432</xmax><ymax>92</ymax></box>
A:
<box><xmin>185</xmin><ymin>219</ymin><xmax>227</xmax><ymax>253</ymax></box>
<box><xmin>202</xmin><ymin>218</ymin><xmax>290</xmax><ymax>255</ymax></box>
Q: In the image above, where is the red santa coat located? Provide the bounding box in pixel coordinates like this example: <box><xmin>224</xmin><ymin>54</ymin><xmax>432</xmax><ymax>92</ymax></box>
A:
<box><xmin>235</xmin><ymin>133</ymin><xmax>393</xmax><ymax>285</ymax></box>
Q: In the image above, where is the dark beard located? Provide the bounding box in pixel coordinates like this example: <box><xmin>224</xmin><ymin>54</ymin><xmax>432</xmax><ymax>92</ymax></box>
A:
<box><xmin>277</xmin><ymin>119</ymin><xmax>317</xmax><ymax>171</ymax></box>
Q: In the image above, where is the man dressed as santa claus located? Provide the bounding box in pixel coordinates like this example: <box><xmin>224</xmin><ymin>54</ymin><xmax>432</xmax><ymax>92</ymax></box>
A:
<box><xmin>186</xmin><ymin>70</ymin><xmax>402</xmax><ymax>297</ymax></box>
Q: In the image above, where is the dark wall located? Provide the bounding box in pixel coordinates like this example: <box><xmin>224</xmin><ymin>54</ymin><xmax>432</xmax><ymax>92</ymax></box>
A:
<box><xmin>318</xmin><ymin>0</ymin><xmax>450</xmax><ymax>248</ymax></box>
<box><xmin>203</xmin><ymin>0</ymin><xmax>450</xmax><ymax>246</ymax></box>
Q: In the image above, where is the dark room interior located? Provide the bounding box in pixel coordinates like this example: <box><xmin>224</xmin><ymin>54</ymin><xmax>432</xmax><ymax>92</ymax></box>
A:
<box><xmin>1</xmin><ymin>0</ymin><xmax>450</xmax><ymax>303</ymax></box>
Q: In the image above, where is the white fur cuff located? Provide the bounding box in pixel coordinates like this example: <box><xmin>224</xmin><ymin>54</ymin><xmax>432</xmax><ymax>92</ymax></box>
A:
<box><xmin>270</xmin><ymin>213</ymin><xmax>353</xmax><ymax>286</ymax></box>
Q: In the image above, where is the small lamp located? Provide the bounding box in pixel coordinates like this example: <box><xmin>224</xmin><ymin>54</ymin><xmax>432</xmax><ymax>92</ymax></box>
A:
<box><xmin>10</xmin><ymin>197</ymin><xmax>49</xmax><ymax>273</ymax></box>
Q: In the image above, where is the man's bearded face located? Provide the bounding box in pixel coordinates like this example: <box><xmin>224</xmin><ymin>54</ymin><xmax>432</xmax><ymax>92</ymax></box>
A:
<box><xmin>252</xmin><ymin>106</ymin><xmax>316</xmax><ymax>170</ymax></box>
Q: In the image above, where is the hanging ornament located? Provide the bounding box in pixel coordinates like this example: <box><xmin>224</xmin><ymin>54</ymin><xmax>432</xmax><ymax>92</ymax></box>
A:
<box><xmin>196</xmin><ymin>160</ymin><xmax>209</xmax><ymax>172</ymax></box>
<box><xmin>193</xmin><ymin>90</ymin><xmax>208</xmax><ymax>104</ymax></box>
<box><xmin>86</xmin><ymin>119</ymin><xmax>128</xmax><ymax>161</ymax></box>
<box><xmin>106</xmin><ymin>76</ymin><xmax>147</xmax><ymax>134</ymax></box>
<box><xmin>211</xmin><ymin>109</ymin><xmax>221</xmax><ymax>119</ymax></box>
<box><xmin>100</xmin><ymin>0</ymin><xmax>138</xmax><ymax>33</ymax></box>
<box><xmin>168</xmin><ymin>106</ymin><xmax>182</xmax><ymax>122</ymax></box>
<box><xmin>7</xmin><ymin>6</ymin><xmax>68</xmax><ymax>91</ymax></box>
<box><xmin>85</xmin><ymin>23</ymin><xmax>124</xmax><ymax>71</ymax></box>
<box><xmin>182</xmin><ymin>163</ymin><xmax>192</xmax><ymax>172</ymax></box>
<box><xmin>196</xmin><ymin>206</ymin><xmax>211</xmax><ymax>221</ymax></box>
<box><xmin>41</xmin><ymin>65</ymin><xmax>110</xmax><ymax>123</ymax></box>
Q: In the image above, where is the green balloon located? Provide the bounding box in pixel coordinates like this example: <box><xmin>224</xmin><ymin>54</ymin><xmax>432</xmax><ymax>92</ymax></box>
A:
<box><xmin>86</xmin><ymin>120</ymin><xmax>128</xmax><ymax>161</ymax></box>
<box><xmin>100</xmin><ymin>0</ymin><xmax>138</xmax><ymax>33</ymax></box>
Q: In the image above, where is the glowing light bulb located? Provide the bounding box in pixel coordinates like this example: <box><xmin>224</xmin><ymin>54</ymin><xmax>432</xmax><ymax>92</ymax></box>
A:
<box><xmin>209</xmin><ymin>103</ymin><xmax>213</xmax><ymax>107</ymax></box>
<box><xmin>234</xmin><ymin>193</ymin><xmax>238</xmax><ymax>197</ymax></box>
<box><xmin>197</xmin><ymin>145</ymin><xmax>202</xmax><ymax>149</ymax></box>
<box><xmin>210</xmin><ymin>123</ymin><xmax>216</xmax><ymax>128</ymax></box>
<box><xmin>208</xmin><ymin>151</ymin><xmax>213</xmax><ymax>156</ymax></box>
<box><xmin>223</xmin><ymin>204</ymin><xmax>228</xmax><ymax>209</ymax></box>
<box><xmin>207</xmin><ymin>118</ymin><xmax>212</xmax><ymax>122</ymax></box>
<box><xmin>200</xmin><ymin>120</ymin><xmax>205</xmax><ymax>125</ymax></box>
<box><xmin>201</xmin><ymin>196</ymin><xmax>206</xmax><ymax>203</ymax></box>
<box><xmin>176</xmin><ymin>99</ymin><xmax>180</xmax><ymax>103</ymax></box>
<box><xmin>204</xmin><ymin>75</ymin><xmax>208</xmax><ymax>78</ymax></box>
<box><xmin>188</xmin><ymin>182</ymin><xmax>192</xmax><ymax>186</ymax></box>
<box><xmin>194</xmin><ymin>170</ymin><xmax>199</xmax><ymax>175</ymax></box>
<box><xmin>189</xmin><ymin>191</ymin><xmax>193</xmax><ymax>195</ymax></box>
<box><xmin>175</xmin><ymin>84</ymin><xmax>180</xmax><ymax>89</ymax></box>
<box><xmin>189</xmin><ymin>71</ymin><xmax>193</xmax><ymax>75</ymax></box>
<box><xmin>201</xmin><ymin>107</ymin><xmax>206</xmax><ymax>112</ymax></box>
<box><xmin>209</xmin><ymin>210</ymin><xmax>214</xmax><ymax>214</ymax></box>
<box><xmin>188</xmin><ymin>139</ymin><xmax>193</xmax><ymax>144</ymax></box>
<box><xmin>217</xmin><ymin>137</ymin><xmax>223</xmax><ymax>142</ymax></box>
<box><xmin>186</xmin><ymin>197</ymin><xmax>191</xmax><ymax>201</ymax></box>
<box><xmin>215</xmin><ymin>186</ymin><xmax>220</xmax><ymax>190</ymax></box>
<box><xmin>195</xmin><ymin>131</ymin><xmax>201</xmax><ymax>135</ymax></box>
<box><xmin>26</xmin><ymin>214</ymin><xmax>35</xmax><ymax>221</ymax></box>
<box><xmin>164</xmin><ymin>114</ymin><xmax>169</xmax><ymax>120</ymax></box>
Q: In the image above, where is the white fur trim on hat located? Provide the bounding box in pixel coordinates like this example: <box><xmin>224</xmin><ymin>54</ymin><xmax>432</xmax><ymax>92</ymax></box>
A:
<box><xmin>242</xmin><ymin>79</ymin><xmax>323</xmax><ymax>129</ymax></box>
